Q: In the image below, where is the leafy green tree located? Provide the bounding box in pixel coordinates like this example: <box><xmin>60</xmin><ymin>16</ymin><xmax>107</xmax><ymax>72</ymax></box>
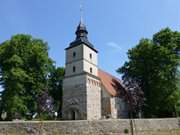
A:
<box><xmin>118</xmin><ymin>28</ymin><xmax>180</xmax><ymax>118</ymax></box>
<box><xmin>48</xmin><ymin>67</ymin><xmax>64</xmax><ymax>118</ymax></box>
<box><xmin>0</xmin><ymin>34</ymin><xmax>54</xmax><ymax>120</ymax></box>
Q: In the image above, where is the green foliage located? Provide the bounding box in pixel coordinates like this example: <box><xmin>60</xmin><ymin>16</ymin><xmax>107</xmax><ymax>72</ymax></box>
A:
<box><xmin>0</xmin><ymin>34</ymin><xmax>54</xmax><ymax>120</ymax></box>
<box><xmin>118</xmin><ymin>28</ymin><xmax>180</xmax><ymax>117</ymax></box>
<box><xmin>48</xmin><ymin>67</ymin><xmax>65</xmax><ymax>117</ymax></box>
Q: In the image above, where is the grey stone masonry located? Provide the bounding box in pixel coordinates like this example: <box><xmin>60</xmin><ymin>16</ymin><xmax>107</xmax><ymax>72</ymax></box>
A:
<box><xmin>62</xmin><ymin>32</ymin><xmax>100</xmax><ymax>120</ymax></box>
<box><xmin>0</xmin><ymin>118</ymin><xmax>179</xmax><ymax>135</ymax></box>
<box><xmin>62</xmin><ymin>72</ymin><xmax>101</xmax><ymax>120</ymax></box>
<box><xmin>62</xmin><ymin>74</ymin><xmax>87</xmax><ymax>120</ymax></box>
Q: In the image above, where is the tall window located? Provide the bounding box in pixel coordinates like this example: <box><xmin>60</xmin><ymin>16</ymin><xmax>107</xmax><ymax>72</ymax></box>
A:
<box><xmin>89</xmin><ymin>53</ymin><xmax>92</xmax><ymax>59</ymax></box>
<box><xmin>73</xmin><ymin>66</ymin><xmax>76</xmax><ymax>73</ymax></box>
<box><xmin>90</xmin><ymin>67</ymin><xmax>92</xmax><ymax>73</ymax></box>
<box><xmin>73</xmin><ymin>52</ymin><xmax>76</xmax><ymax>58</ymax></box>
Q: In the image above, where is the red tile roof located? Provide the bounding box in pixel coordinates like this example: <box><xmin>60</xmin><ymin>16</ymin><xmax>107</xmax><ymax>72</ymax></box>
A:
<box><xmin>98</xmin><ymin>69</ymin><xmax>126</xmax><ymax>97</ymax></box>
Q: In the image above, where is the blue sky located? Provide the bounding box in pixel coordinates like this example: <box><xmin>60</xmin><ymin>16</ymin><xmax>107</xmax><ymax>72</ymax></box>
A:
<box><xmin>0</xmin><ymin>0</ymin><xmax>180</xmax><ymax>91</ymax></box>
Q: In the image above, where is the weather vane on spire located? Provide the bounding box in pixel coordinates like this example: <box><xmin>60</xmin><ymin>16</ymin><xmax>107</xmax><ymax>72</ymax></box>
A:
<box><xmin>80</xmin><ymin>0</ymin><xmax>84</xmax><ymax>23</ymax></box>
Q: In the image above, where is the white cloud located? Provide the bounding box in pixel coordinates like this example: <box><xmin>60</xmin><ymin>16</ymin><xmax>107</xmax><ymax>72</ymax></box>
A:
<box><xmin>107</xmin><ymin>42</ymin><xmax>123</xmax><ymax>51</ymax></box>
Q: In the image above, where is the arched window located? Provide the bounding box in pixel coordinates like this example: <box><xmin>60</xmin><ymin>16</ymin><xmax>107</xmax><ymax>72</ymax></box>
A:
<box><xmin>73</xmin><ymin>52</ymin><xmax>76</xmax><ymax>58</ymax></box>
<box><xmin>73</xmin><ymin>66</ymin><xmax>76</xmax><ymax>73</ymax></box>
<box><xmin>89</xmin><ymin>53</ymin><xmax>92</xmax><ymax>59</ymax></box>
<box><xmin>90</xmin><ymin>67</ymin><xmax>92</xmax><ymax>73</ymax></box>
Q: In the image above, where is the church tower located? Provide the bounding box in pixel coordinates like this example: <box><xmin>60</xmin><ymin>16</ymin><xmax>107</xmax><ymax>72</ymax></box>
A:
<box><xmin>62</xmin><ymin>20</ymin><xmax>101</xmax><ymax>120</ymax></box>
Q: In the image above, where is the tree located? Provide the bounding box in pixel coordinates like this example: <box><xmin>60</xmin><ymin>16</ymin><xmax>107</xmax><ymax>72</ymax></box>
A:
<box><xmin>0</xmin><ymin>34</ymin><xmax>54</xmax><ymax>120</ymax></box>
<box><xmin>48</xmin><ymin>67</ymin><xmax>64</xmax><ymax>118</ymax></box>
<box><xmin>37</xmin><ymin>90</ymin><xmax>54</xmax><ymax>120</ymax></box>
<box><xmin>118</xmin><ymin>28</ymin><xmax>180</xmax><ymax>118</ymax></box>
<box><xmin>123</xmin><ymin>78</ymin><xmax>144</xmax><ymax>118</ymax></box>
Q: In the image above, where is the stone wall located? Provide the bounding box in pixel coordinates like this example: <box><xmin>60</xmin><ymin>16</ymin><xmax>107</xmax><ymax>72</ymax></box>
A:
<box><xmin>86</xmin><ymin>75</ymin><xmax>101</xmax><ymax>120</ymax></box>
<box><xmin>111</xmin><ymin>97</ymin><xmax>128</xmax><ymax>118</ymax></box>
<box><xmin>0</xmin><ymin>118</ymin><xmax>179</xmax><ymax>135</ymax></box>
<box><xmin>62</xmin><ymin>75</ymin><xmax>87</xmax><ymax>120</ymax></box>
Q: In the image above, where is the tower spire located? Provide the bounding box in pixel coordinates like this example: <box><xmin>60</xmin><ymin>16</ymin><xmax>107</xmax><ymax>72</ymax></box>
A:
<box><xmin>75</xmin><ymin>0</ymin><xmax>88</xmax><ymax>39</ymax></box>
<box><xmin>67</xmin><ymin>0</ymin><xmax>97</xmax><ymax>52</ymax></box>
<box><xmin>80</xmin><ymin>0</ymin><xmax>84</xmax><ymax>24</ymax></box>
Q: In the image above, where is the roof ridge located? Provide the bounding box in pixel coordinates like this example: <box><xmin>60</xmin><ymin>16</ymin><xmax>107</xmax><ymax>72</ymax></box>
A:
<box><xmin>98</xmin><ymin>68</ymin><xmax>122</xmax><ymax>83</ymax></box>
<box><xmin>98</xmin><ymin>68</ymin><xmax>128</xmax><ymax>91</ymax></box>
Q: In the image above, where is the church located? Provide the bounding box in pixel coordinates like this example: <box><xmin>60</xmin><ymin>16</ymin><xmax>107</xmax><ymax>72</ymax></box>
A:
<box><xmin>62</xmin><ymin>20</ymin><xmax>128</xmax><ymax>120</ymax></box>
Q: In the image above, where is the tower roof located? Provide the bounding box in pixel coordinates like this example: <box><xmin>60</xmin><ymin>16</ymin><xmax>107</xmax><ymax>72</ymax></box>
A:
<box><xmin>66</xmin><ymin>21</ymin><xmax>98</xmax><ymax>53</ymax></box>
<box><xmin>75</xmin><ymin>20</ymin><xmax>89</xmax><ymax>40</ymax></box>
